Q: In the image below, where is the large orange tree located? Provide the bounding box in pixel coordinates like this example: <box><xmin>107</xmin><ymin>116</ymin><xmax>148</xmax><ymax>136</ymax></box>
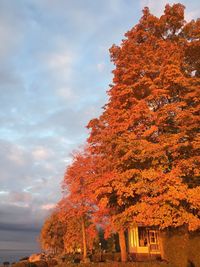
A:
<box><xmin>87</xmin><ymin>3</ymin><xmax>200</xmax><ymax>261</ymax></box>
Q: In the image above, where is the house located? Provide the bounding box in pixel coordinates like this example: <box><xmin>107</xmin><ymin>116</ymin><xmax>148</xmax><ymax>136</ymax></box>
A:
<box><xmin>127</xmin><ymin>225</ymin><xmax>161</xmax><ymax>260</ymax></box>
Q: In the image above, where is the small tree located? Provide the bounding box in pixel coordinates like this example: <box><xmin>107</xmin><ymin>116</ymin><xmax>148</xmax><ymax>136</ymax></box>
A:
<box><xmin>40</xmin><ymin>211</ymin><xmax>65</xmax><ymax>254</ymax></box>
<box><xmin>60</xmin><ymin>149</ymin><xmax>97</xmax><ymax>260</ymax></box>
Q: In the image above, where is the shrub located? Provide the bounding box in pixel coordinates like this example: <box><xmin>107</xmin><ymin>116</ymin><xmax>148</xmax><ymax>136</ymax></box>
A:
<box><xmin>53</xmin><ymin>262</ymin><xmax>171</xmax><ymax>267</ymax></box>
<box><xmin>12</xmin><ymin>261</ymin><xmax>30</xmax><ymax>267</ymax></box>
<box><xmin>19</xmin><ymin>258</ymin><xmax>29</xmax><ymax>261</ymax></box>
<box><xmin>12</xmin><ymin>262</ymin><xmax>38</xmax><ymax>267</ymax></box>
<box><xmin>33</xmin><ymin>261</ymin><xmax>48</xmax><ymax>267</ymax></box>
<box><xmin>46</xmin><ymin>259</ymin><xmax>58</xmax><ymax>267</ymax></box>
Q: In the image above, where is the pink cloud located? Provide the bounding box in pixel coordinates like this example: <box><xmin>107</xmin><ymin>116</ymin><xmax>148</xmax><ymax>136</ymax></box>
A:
<box><xmin>41</xmin><ymin>203</ymin><xmax>56</xmax><ymax>210</ymax></box>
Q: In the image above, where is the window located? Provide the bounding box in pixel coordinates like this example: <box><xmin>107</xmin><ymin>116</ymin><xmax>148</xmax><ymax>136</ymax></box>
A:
<box><xmin>138</xmin><ymin>227</ymin><xmax>148</xmax><ymax>247</ymax></box>
<box><xmin>148</xmin><ymin>230</ymin><xmax>159</xmax><ymax>251</ymax></box>
<box><xmin>149</xmin><ymin>230</ymin><xmax>157</xmax><ymax>244</ymax></box>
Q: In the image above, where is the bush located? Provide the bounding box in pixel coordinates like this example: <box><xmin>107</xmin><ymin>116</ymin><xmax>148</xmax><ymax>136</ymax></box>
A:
<box><xmin>46</xmin><ymin>259</ymin><xmax>58</xmax><ymax>267</ymax></box>
<box><xmin>19</xmin><ymin>258</ymin><xmax>29</xmax><ymax>261</ymax></box>
<box><xmin>33</xmin><ymin>261</ymin><xmax>48</xmax><ymax>267</ymax></box>
<box><xmin>90</xmin><ymin>252</ymin><xmax>121</xmax><ymax>263</ymax></box>
<box><xmin>54</xmin><ymin>262</ymin><xmax>171</xmax><ymax>267</ymax></box>
<box><xmin>12</xmin><ymin>261</ymin><xmax>31</xmax><ymax>267</ymax></box>
<box><xmin>101</xmin><ymin>252</ymin><xmax>114</xmax><ymax>262</ymax></box>
<box><xmin>12</xmin><ymin>262</ymin><xmax>39</xmax><ymax>267</ymax></box>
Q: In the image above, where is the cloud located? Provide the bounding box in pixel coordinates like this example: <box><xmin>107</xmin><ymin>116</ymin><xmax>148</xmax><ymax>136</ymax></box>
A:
<box><xmin>0</xmin><ymin>139</ymin><xmax>62</xmax><ymax>235</ymax></box>
<box><xmin>185</xmin><ymin>10</ymin><xmax>200</xmax><ymax>21</ymax></box>
<box><xmin>140</xmin><ymin>0</ymin><xmax>171</xmax><ymax>16</ymax></box>
<box><xmin>37</xmin><ymin>49</ymin><xmax>75</xmax><ymax>82</ymax></box>
<box><xmin>0</xmin><ymin>223</ymin><xmax>39</xmax><ymax>233</ymax></box>
<box><xmin>9</xmin><ymin>192</ymin><xmax>32</xmax><ymax>205</ymax></box>
<box><xmin>0</xmin><ymin>191</ymin><xmax>9</xmax><ymax>195</ymax></box>
<box><xmin>41</xmin><ymin>203</ymin><xmax>56</xmax><ymax>211</ymax></box>
<box><xmin>56</xmin><ymin>87</ymin><xmax>75</xmax><ymax>101</ymax></box>
<box><xmin>0</xmin><ymin>1</ymin><xmax>26</xmax><ymax>62</ymax></box>
<box><xmin>97</xmin><ymin>62</ymin><xmax>106</xmax><ymax>73</ymax></box>
<box><xmin>43</xmin><ymin>51</ymin><xmax>73</xmax><ymax>70</ymax></box>
<box><xmin>7</xmin><ymin>146</ymin><xmax>26</xmax><ymax>166</ymax></box>
<box><xmin>140</xmin><ymin>0</ymin><xmax>200</xmax><ymax>21</ymax></box>
<box><xmin>32</xmin><ymin>147</ymin><xmax>54</xmax><ymax>161</ymax></box>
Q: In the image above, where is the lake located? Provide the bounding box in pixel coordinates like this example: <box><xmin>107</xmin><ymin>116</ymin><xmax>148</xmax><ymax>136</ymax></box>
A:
<box><xmin>0</xmin><ymin>250</ymin><xmax>38</xmax><ymax>264</ymax></box>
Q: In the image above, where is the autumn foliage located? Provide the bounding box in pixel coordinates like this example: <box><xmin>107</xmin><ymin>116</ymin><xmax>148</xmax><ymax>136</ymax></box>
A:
<box><xmin>40</xmin><ymin>211</ymin><xmax>65</xmax><ymax>254</ymax></box>
<box><xmin>59</xmin><ymin>150</ymin><xmax>97</xmax><ymax>258</ymax></box>
<box><xmin>40</xmin><ymin>3</ymin><xmax>200</xmax><ymax>262</ymax></box>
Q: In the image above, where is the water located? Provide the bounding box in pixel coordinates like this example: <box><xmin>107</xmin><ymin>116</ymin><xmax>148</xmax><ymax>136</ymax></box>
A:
<box><xmin>0</xmin><ymin>250</ymin><xmax>39</xmax><ymax>264</ymax></box>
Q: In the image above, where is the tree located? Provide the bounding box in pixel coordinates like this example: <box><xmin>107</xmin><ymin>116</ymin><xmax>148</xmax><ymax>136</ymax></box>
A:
<box><xmin>59</xmin><ymin>149</ymin><xmax>97</xmax><ymax>260</ymax></box>
<box><xmin>58</xmin><ymin>199</ymin><xmax>97</xmax><ymax>254</ymax></box>
<box><xmin>40</xmin><ymin>211</ymin><xmax>65</xmax><ymax>254</ymax></box>
<box><xmin>87</xmin><ymin>3</ymin><xmax>200</xmax><ymax>261</ymax></box>
<box><xmin>40</xmin><ymin>3</ymin><xmax>199</xmax><ymax>263</ymax></box>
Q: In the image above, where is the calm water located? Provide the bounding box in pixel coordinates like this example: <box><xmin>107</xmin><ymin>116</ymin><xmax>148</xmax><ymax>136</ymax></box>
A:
<box><xmin>0</xmin><ymin>250</ymin><xmax>39</xmax><ymax>264</ymax></box>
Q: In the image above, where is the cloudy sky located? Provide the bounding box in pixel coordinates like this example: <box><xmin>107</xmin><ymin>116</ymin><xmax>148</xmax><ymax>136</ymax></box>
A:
<box><xmin>0</xmin><ymin>0</ymin><xmax>199</xmax><ymax>253</ymax></box>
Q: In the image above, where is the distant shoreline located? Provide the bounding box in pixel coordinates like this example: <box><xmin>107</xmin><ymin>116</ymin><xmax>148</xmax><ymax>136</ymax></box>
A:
<box><xmin>0</xmin><ymin>249</ymin><xmax>36</xmax><ymax>251</ymax></box>
<box><xmin>0</xmin><ymin>250</ymin><xmax>40</xmax><ymax>264</ymax></box>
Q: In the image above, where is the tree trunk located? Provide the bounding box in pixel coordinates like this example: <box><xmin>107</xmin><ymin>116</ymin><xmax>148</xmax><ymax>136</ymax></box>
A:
<box><xmin>118</xmin><ymin>229</ymin><xmax>127</xmax><ymax>262</ymax></box>
<box><xmin>81</xmin><ymin>217</ymin><xmax>87</xmax><ymax>261</ymax></box>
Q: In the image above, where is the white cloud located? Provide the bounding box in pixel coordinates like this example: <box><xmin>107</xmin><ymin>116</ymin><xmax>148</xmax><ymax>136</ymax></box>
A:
<box><xmin>37</xmin><ymin>49</ymin><xmax>74</xmax><ymax>83</ymax></box>
<box><xmin>108</xmin><ymin>0</ymin><xmax>124</xmax><ymax>14</ymax></box>
<box><xmin>41</xmin><ymin>203</ymin><xmax>56</xmax><ymax>210</ymax></box>
<box><xmin>140</xmin><ymin>0</ymin><xmax>174</xmax><ymax>17</ymax></box>
<box><xmin>0</xmin><ymin>191</ymin><xmax>9</xmax><ymax>195</ymax></box>
<box><xmin>57</xmin><ymin>87</ymin><xmax>75</xmax><ymax>101</ymax></box>
<box><xmin>32</xmin><ymin>147</ymin><xmax>53</xmax><ymax>161</ymax></box>
<box><xmin>0</xmin><ymin>2</ymin><xmax>25</xmax><ymax>61</ymax></box>
<box><xmin>97</xmin><ymin>62</ymin><xmax>106</xmax><ymax>73</ymax></box>
<box><xmin>44</xmin><ymin>51</ymin><xmax>73</xmax><ymax>70</ymax></box>
<box><xmin>9</xmin><ymin>191</ymin><xmax>32</xmax><ymax>203</ymax></box>
<box><xmin>185</xmin><ymin>10</ymin><xmax>199</xmax><ymax>21</ymax></box>
<box><xmin>7</xmin><ymin>145</ymin><xmax>26</xmax><ymax>166</ymax></box>
<box><xmin>0</xmin><ymin>191</ymin><xmax>32</xmax><ymax>210</ymax></box>
<box><xmin>140</xmin><ymin>0</ymin><xmax>200</xmax><ymax>21</ymax></box>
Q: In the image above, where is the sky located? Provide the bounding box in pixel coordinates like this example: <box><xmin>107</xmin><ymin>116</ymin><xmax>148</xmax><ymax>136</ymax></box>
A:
<box><xmin>0</xmin><ymin>0</ymin><xmax>199</xmax><ymax>253</ymax></box>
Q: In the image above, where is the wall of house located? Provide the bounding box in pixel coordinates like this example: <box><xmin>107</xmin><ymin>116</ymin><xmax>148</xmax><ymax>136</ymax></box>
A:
<box><xmin>159</xmin><ymin>228</ymin><xmax>188</xmax><ymax>267</ymax></box>
<box><xmin>188</xmin><ymin>231</ymin><xmax>200</xmax><ymax>267</ymax></box>
<box><xmin>128</xmin><ymin>226</ymin><xmax>149</xmax><ymax>254</ymax></box>
<box><xmin>128</xmin><ymin>226</ymin><xmax>160</xmax><ymax>255</ymax></box>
